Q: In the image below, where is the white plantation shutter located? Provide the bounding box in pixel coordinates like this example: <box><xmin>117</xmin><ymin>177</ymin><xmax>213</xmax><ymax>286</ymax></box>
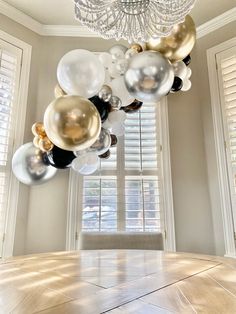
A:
<box><xmin>217</xmin><ymin>46</ymin><xmax>236</xmax><ymax>233</ymax></box>
<box><xmin>81</xmin><ymin>102</ymin><xmax>163</xmax><ymax>233</ymax></box>
<box><xmin>82</xmin><ymin>176</ymin><xmax>117</xmax><ymax>231</ymax></box>
<box><xmin>0</xmin><ymin>40</ymin><xmax>22</xmax><ymax>255</ymax></box>
<box><xmin>124</xmin><ymin>103</ymin><xmax>161</xmax><ymax>232</ymax></box>
<box><xmin>125</xmin><ymin>103</ymin><xmax>158</xmax><ymax>170</ymax></box>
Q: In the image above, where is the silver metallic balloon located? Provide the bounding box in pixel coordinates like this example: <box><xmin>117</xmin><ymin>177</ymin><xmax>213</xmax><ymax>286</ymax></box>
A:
<box><xmin>98</xmin><ymin>85</ymin><xmax>112</xmax><ymax>102</ymax></box>
<box><xmin>12</xmin><ymin>142</ymin><xmax>57</xmax><ymax>186</ymax></box>
<box><xmin>89</xmin><ymin>128</ymin><xmax>111</xmax><ymax>155</ymax></box>
<box><xmin>110</xmin><ymin>96</ymin><xmax>122</xmax><ymax>110</ymax></box>
<box><xmin>124</xmin><ymin>51</ymin><xmax>174</xmax><ymax>102</ymax></box>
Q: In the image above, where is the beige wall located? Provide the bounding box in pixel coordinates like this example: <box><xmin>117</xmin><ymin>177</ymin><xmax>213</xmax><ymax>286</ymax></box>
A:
<box><xmin>196</xmin><ymin>21</ymin><xmax>236</xmax><ymax>255</ymax></box>
<box><xmin>0</xmin><ymin>14</ymin><xmax>235</xmax><ymax>256</ymax></box>
<box><xmin>168</xmin><ymin>47</ymin><xmax>215</xmax><ymax>254</ymax></box>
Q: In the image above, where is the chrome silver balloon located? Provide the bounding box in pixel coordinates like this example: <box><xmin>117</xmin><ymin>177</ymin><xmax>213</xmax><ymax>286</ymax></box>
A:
<box><xmin>89</xmin><ymin>128</ymin><xmax>111</xmax><ymax>155</ymax></box>
<box><xmin>124</xmin><ymin>51</ymin><xmax>174</xmax><ymax>102</ymax></box>
<box><xmin>98</xmin><ymin>85</ymin><xmax>112</xmax><ymax>102</ymax></box>
<box><xmin>12</xmin><ymin>142</ymin><xmax>57</xmax><ymax>186</ymax></box>
<box><xmin>110</xmin><ymin>96</ymin><xmax>122</xmax><ymax>110</ymax></box>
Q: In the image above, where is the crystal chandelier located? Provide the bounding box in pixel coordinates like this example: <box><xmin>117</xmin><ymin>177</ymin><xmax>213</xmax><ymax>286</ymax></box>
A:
<box><xmin>74</xmin><ymin>0</ymin><xmax>196</xmax><ymax>43</ymax></box>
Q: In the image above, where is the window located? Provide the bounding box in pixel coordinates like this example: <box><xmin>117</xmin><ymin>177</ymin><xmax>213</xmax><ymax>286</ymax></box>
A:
<box><xmin>68</xmin><ymin>99</ymin><xmax>175</xmax><ymax>250</ymax></box>
<box><xmin>77</xmin><ymin>101</ymin><xmax>171</xmax><ymax>238</ymax></box>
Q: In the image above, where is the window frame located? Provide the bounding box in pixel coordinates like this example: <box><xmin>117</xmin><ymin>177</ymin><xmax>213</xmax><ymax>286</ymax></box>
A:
<box><xmin>207</xmin><ymin>37</ymin><xmax>236</xmax><ymax>257</ymax></box>
<box><xmin>66</xmin><ymin>97</ymin><xmax>175</xmax><ymax>251</ymax></box>
<box><xmin>0</xmin><ymin>30</ymin><xmax>31</xmax><ymax>258</ymax></box>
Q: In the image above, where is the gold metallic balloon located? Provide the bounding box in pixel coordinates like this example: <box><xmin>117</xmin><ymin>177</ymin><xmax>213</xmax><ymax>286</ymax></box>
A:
<box><xmin>38</xmin><ymin>137</ymin><xmax>54</xmax><ymax>152</ymax></box>
<box><xmin>130</xmin><ymin>44</ymin><xmax>143</xmax><ymax>53</ymax></box>
<box><xmin>44</xmin><ymin>95</ymin><xmax>101</xmax><ymax>152</ymax></box>
<box><xmin>146</xmin><ymin>15</ymin><xmax>196</xmax><ymax>63</ymax></box>
<box><xmin>32</xmin><ymin>122</ymin><xmax>46</xmax><ymax>138</ymax></box>
<box><xmin>54</xmin><ymin>83</ymin><xmax>67</xmax><ymax>98</ymax></box>
<box><xmin>33</xmin><ymin>136</ymin><xmax>40</xmax><ymax>148</ymax></box>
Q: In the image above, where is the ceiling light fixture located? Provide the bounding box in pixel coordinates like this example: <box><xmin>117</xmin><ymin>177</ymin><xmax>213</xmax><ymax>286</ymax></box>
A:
<box><xmin>74</xmin><ymin>0</ymin><xmax>196</xmax><ymax>42</ymax></box>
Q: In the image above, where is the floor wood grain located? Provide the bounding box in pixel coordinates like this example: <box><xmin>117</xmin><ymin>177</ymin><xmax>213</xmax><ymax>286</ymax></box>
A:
<box><xmin>0</xmin><ymin>250</ymin><xmax>235</xmax><ymax>313</ymax></box>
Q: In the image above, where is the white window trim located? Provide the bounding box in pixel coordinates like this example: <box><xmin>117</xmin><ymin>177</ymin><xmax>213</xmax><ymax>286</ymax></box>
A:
<box><xmin>66</xmin><ymin>98</ymin><xmax>176</xmax><ymax>252</ymax></box>
<box><xmin>207</xmin><ymin>37</ymin><xmax>236</xmax><ymax>258</ymax></box>
<box><xmin>0</xmin><ymin>30</ymin><xmax>32</xmax><ymax>258</ymax></box>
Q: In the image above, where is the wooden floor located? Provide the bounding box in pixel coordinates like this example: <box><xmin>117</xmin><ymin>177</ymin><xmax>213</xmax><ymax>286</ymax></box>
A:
<box><xmin>0</xmin><ymin>250</ymin><xmax>236</xmax><ymax>313</ymax></box>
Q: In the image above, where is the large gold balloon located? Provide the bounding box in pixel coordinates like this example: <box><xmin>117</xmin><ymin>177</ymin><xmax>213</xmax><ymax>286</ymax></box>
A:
<box><xmin>44</xmin><ymin>95</ymin><xmax>101</xmax><ymax>151</ymax></box>
<box><xmin>146</xmin><ymin>15</ymin><xmax>196</xmax><ymax>63</ymax></box>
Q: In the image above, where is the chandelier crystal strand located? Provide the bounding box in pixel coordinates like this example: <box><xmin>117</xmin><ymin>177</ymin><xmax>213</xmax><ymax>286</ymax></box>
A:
<box><xmin>74</xmin><ymin>0</ymin><xmax>196</xmax><ymax>42</ymax></box>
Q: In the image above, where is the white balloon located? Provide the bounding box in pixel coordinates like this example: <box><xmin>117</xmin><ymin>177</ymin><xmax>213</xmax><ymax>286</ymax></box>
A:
<box><xmin>186</xmin><ymin>67</ymin><xmax>192</xmax><ymax>79</ymax></box>
<box><xmin>116</xmin><ymin>59</ymin><xmax>128</xmax><ymax>75</ymax></box>
<box><xmin>110</xmin><ymin>77</ymin><xmax>134</xmax><ymax>107</ymax></box>
<box><xmin>182</xmin><ymin>79</ymin><xmax>192</xmax><ymax>91</ymax></box>
<box><xmin>72</xmin><ymin>152</ymin><xmax>99</xmax><ymax>175</ymax></box>
<box><xmin>108</xmin><ymin>110</ymin><xmax>127</xmax><ymax>125</ymax></box>
<box><xmin>172</xmin><ymin>61</ymin><xmax>187</xmax><ymax>80</ymax></box>
<box><xmin>102</xmin><ymin>119</ymin><xmax>112</xmax><ymax>130</ymax></box>
<box><xmin>104</xmin><ymin>69</ymin><xmax>112</xmax><ymax>85</ymax></box>
<box><xmin>99</xmin><ymin>52</ymin><xmax>112</xmax><ymax>69</ymax></box>
<box><xmin>108</xmin><ymin>63</ymin><xmax>121</xmax><ymax>79</ymax></box>
<box><xmin>111</xmin><ymin>123</ymin><xmax>125</xmax><ymax>137</ymax></box>
<box><xmin>125</xmin><ymin>48</ymin><xmax>138</xmax><ymax>60</ymax></box>
<box><xmin>109</xmin><ymin>45</ymin><xmax>127</xmax><ymax>60</ymax></box>
<box><xmin>57</xmin><ymin>49</ymin><xmax>105</xmax><ymax>98</ymax></box>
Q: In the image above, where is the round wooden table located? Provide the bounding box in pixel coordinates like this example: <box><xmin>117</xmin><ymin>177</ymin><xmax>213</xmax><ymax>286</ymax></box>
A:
<box><xmin>1</xmin><ymin>250</ymin><xmax>236</xmax><ymax>313</ymax></box>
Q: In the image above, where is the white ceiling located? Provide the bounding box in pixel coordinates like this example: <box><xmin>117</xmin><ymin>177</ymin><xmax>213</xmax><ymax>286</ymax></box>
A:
<box><xmin>2</xmin><ymin>0</ymin><xmax>236</xmax><ymax>27</ymax></box>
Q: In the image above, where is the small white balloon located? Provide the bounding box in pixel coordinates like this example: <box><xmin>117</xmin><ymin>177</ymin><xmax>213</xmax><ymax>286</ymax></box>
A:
<box><xmin>116</xmin><ymin>59</ymin><xmax>128</xmax><ymax>75</ymax></box>
<box><xmin>186</xmin><ymin>67</ymin><xmax>192</xmax><ymax>79</ymax></box>
<box><xmin>108</xmin><ymin>110</ymin><xmax>127</xmax><ymax>125</ymax></box>
<box><xmin>125</xmin><ymin>48</ymin><xmax>138</xmax><ymax>60</ymax></box>
<box><xmin>182</xmin><ymin>79</ymin><xmax>192</xmax><ymax>91</ymax></box>
<box><xmin>172</xmin><ymin>61</ymin><xmax>188</xmax><ymax>80</ymax></box>
<box><xmin>104</xmin><ymin>69</ymin><xmax>112</xmax><ymax>85</ymax></box>
<box><xmin>72</xmin><ymin>152</ymin><xmax>99</xmax><ymax>175</ymax></box>
<box><xmin>99</xmin><ymin>52</ymin><xmax>112</xmax><ymax>69</ymax></box>
<box><xmin>110</xmin><ymin>77</ymin><xmax>134</xmax><ymax>107</ymax></box>
<box><xmin>102</xmin><ymin>119</ymin><xmax>112</xmax><ymax>130</ymax></box>
<box><xmin>111</xmin><ymin>123</ymin><xmax>125</xmax><ymax>137</ymax></box>
<box><xmin>108</xmin><ymin>63</ymin><xmax>121</xmax><ymax>79</ymax></box>
<box><xmin>109</xmin><ymin>45</ymin><xmax>127</xmax><ymax>60</ymax></box>
<box><xmin>57</xmin><ymin>49</ymin><xmax>105</xmax><ymax>98</ymax></box>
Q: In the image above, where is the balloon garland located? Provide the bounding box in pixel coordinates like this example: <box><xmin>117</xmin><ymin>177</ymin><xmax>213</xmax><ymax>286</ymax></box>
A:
<box><xmin>12</xmin><ymin>15</ymin><xmax>196</xmax><ymax>185</ymax></box>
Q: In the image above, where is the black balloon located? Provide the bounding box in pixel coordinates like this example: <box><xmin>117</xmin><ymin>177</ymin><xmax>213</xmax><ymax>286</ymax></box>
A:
<box><xmin>43</xmin><ymin>145</ymin><xmax>76</xmax><ymax>169</ymax></box>
<box><xmin>171</xmin><ymin>77</ymin><xmax>183</xmax><ymax>92</ymax></box>
<box><xmin>121</xmin><ymin>99</ymin><xmax>143</xmax><ymax>113</ymax></box>
<box><xmin>182</xmin><ymin>55</ymin><xmax>191</xmax><ymax>66</ymax></box>
<box><xmin>110</xmin><ymin>134</ymin><xmax>118</xmax><ymax>147</ymax></box>
<box><xmin>89</xmin><ymin>96</ymin><xmax>110</xmax><ymax>122</ymax></box>
<box><xmin>99</xmin><ymin>149</ymin><xmax>111</xmax><ymax>159</ymax></box>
